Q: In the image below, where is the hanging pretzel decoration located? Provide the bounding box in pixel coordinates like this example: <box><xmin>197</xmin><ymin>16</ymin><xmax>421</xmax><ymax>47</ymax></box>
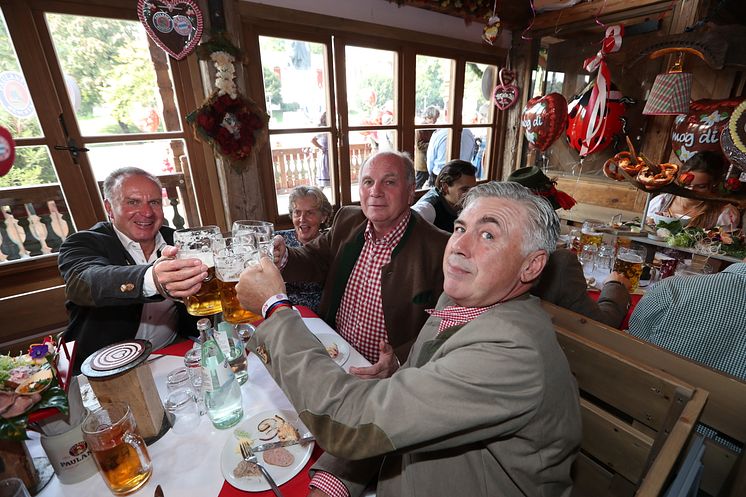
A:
<box><xmin>580</xmin><ymin>25</ymin><xmax>624</xmax><ymax>158</ymax></box>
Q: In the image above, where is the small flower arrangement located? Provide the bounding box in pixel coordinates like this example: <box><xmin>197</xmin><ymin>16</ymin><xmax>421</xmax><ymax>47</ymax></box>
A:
<box><xmin>187</xmin><ymin>50</ymin><xmax>268</xmax><ymax>170</ymax></box>
<box><xmin>0</xmin><ymin>335</ymin><xmax>69</xmax><ymax>440</ymax></box>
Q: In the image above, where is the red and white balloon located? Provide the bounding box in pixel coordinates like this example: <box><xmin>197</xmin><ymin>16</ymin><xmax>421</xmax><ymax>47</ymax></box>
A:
<box><xmin>672</xmin><ymin>99</ymin><xmax>743</xmax><ymax>162</ymax></box>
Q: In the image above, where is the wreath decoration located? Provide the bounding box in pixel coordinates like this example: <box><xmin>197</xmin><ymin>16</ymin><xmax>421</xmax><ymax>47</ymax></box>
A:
<box><xmin>187</xmin><ymin>51</ymin><xmax>268</xmax><ymax>171</ymax></box>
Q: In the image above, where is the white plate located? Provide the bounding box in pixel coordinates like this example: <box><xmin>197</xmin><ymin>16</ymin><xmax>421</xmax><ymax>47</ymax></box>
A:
<box><xmin>315</xmin><ymin>334</ymin><xmax>350</xmax><ymax>366</ymax></box>
<box><xmin>221</xmin><ymin>410</ymin><xmax>314</xmax><ymax>492</ymax></box>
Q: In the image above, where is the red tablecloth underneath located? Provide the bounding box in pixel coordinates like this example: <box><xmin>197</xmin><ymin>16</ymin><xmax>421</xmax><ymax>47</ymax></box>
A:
<box><xmin>587</xmin><ymin>291</ymin><xmax>642</xmax><ymax>330</ymax></box>
<box><xmin>155</xmin><ymin>305</ymin><xmax>321</xmax><ymax>497</ymax></box>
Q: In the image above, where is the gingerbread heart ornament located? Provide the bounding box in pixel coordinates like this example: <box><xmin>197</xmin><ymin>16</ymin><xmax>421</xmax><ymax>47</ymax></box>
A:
<box><xmin>137</xmin><ymin>0</ymin><xmax>204</xmax><ymax>60</ymax></box>
<box><xmin>493</xmin><ymin>69</ymin><xmax>519</xmax><ymax>111</ymax></box>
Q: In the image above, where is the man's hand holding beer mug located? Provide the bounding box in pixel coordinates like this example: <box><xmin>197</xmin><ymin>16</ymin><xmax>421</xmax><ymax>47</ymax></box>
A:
<box><xmin>152</xmin><ymin>245</ymin><xmax>209</xmax><ymax>300</ymax></box>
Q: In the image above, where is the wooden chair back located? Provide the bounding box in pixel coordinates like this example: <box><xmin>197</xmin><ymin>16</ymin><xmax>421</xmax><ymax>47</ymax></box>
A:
<box><xmin>545</xmin><ymin>301</ymin><xmax>746</xmax><ymax>497</ymax></box>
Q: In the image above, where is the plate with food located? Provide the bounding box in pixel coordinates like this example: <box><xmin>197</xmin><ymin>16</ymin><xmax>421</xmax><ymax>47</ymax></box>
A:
<box><xmin>221</xmin><ymin>410</ymin><xmax>314</xmax><ymax>492</ymax></box>
<box><xmin>315</xmin><ymin>334</ymin><xmax>350</xmax><ymax>367</ymax></box>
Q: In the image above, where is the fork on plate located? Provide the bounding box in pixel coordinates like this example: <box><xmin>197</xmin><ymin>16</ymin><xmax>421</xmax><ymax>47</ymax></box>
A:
<box><xmin>239</xmin><ymin>440</ymin><xmax>284</xmax><ymax>497</ymax></box>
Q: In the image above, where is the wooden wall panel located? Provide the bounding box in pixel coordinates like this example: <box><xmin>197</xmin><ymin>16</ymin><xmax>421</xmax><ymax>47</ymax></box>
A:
<box><xmin>0</xmin><ymin>286</ymin><xmax>68</xmax><ymax>355</ymax></box>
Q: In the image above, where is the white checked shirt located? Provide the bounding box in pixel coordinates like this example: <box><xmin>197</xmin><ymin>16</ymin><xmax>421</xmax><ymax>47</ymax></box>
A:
<box><xmin>334</xmin><ymin>212</ymin><xmax>410</xmax><ymax>363</ymax></box>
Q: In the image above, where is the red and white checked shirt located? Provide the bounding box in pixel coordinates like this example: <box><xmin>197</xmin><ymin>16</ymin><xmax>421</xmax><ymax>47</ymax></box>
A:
<box><xmin>335</xmin><ymin>212</ymin><xmax>410</xmax><ymax>363</ymax></box>
<box><xmin>426</xmin><ymin>303</ymin><xmax>499</xmax><ymax>334</ymax></box>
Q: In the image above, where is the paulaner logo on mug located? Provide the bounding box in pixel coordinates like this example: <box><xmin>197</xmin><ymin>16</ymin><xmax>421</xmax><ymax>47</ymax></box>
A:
<box><xmin>40</xmin><ymin>420</ymin><xmax>97</xmax><ymax>484</ymax></box>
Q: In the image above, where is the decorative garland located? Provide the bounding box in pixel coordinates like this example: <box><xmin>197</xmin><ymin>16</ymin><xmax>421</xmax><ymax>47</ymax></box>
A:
<box><xmin>186</xmin><ymin>48</ymin><xmax>268</xmax><ymax>171</ymax></box>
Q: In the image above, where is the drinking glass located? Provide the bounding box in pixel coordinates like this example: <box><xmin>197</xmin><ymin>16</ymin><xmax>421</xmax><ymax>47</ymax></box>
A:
<box><xmin>580</xmin><ymin>219</ymin><xmax>604</xmax><ymax>248</ymax></box>
<box><xmin>213</xmin><ymin>235</ymin><xmax>261</xmax><ymax>324</ymax></box>
<box><xmin>613</xmin><ymin>244</ymin><xmax>646</xmax><ymax>291</ymax></box>
<box><xmin>578</xmin><ymin>244</ymin><xmax>598</xmax><ymax>276</ymax></box>
<box><xmin>165</xmin><ymin>388</ymin><xmax>201</xmax><ymax>435</ymax></box>
<box><xmin>82</xmin><ymin>402</ymin><xmax>152</xmax><ymax>495</ymax></box>
<box><xmin>183</xmin><ymin>346</ymin><xmax>202</xmax><ymax>389</ymax></box>
<box><xmin>0</xmin><ymin>478</ymin><xmax>30</xmax><ymax>497</ymax></box>
<box><xmin>166</xmin><ymin>367</ymin><xmax>193</xmax><ymax>394</ymax></box>
<box><xmin>173</xmin><ymin>226</ymin><xmax>222</xmax><ymax>316</ymax></box>
<box><xmin>232</xmin><ymin>220</ymin><xmax>274</xmax><ymax>258</ymax></box>
<box><xmin>594</xmin><ymin>244</ymin><xmax>615</xmax><ymax>273</ymax></box>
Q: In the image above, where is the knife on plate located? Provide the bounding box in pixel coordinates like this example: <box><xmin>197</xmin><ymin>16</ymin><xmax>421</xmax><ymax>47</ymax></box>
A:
<box><xmin>251</xmin><ymin>434</ymin><xmax>315</xmax><ymax>453</ymax></box>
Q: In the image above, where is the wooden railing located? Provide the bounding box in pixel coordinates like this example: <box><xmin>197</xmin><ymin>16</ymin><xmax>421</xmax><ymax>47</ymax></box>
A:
<box><xmin>272</xmin><ymin>142</ymin><xmax>372</xmax><ymax>193</ymax></box>
<box><xmin>0</xmin><ymin>173</ymin><xmax>192</xmax><ymax>264</ymax></box>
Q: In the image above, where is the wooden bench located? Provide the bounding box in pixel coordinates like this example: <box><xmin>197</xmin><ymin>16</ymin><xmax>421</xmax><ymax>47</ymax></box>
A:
<box><xmin>555</xmin><ymin>323</ymin><xmax>707</xmax><ymax>497</ymax></box>
<box><xmin>545</xmin><ymin>301</ymin><xmax>746</xmax><ymax>497</ymax></box>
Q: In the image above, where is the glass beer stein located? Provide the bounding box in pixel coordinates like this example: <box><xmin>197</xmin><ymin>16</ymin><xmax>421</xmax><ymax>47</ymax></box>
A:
<box><xmin>174</xmin><ymin>226</ymin><xmax>222</xmax><ymax>316</ymax></box>
<box><xmin>82</xmin><ymin>403</ymin><xmax>152</xmax><ymax>495</ymax></box>
<box><xmin>613</xmin><ymin>245</ymin><xmax>646</xmax><ymax>291</ymax></box>
<box><xmin>580</xmin><ymin>220</ymin><xmax>604</xmax><ymax>249</ymax></box>
<box><xmin>232</xmin><ymin>220</ymin><xmax>274</xmax><ymax>259</ymax></box>
<box><xmin>213</xmin><ymin>234</ymin><xmax>261</xmax><ymax>324</ymax></box>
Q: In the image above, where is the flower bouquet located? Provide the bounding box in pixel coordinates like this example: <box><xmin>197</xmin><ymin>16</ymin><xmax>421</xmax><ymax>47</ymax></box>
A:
<box><xmin>0</xmin><ymin>337</ymin><xmax>69</xmax><ymax>440</ymax></box>
<box><xmin>187</xmin><ymin>51</ymin><xmax>268</xmax><ymax>171</ymax></box>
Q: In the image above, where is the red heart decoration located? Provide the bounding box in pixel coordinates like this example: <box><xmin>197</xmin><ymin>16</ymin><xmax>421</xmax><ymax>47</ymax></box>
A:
<box><xmin>137</xmin><ymin>0</ymin><xmax>204</xmax><ymax>60</ymax></box>
<box><xmin>493</xmin><ymin>69</ymin><xmax>519</xmax><ymax>111</ymax></box>
<box><xmin>0</xmin><ymin>125</ymin><xmax>16</xmax><ymax>177</ymax></box>
<box><xmin>521</xmin><ymin>93</ymin><xmax>568</xmax><ymax>152</ymax></box>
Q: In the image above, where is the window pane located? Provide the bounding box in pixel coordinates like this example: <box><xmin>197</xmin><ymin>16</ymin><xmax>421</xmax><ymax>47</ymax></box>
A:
<box><xmin>463</xmin><ymin>62</ymin><xmax>496</xmax><ymax>125</ymax></box>
<box><xmin>347</xmin><ymin>130</ymin><xmax>379</xmax><ymax>201</ymax></box>
<box><xmin>86</xmin><ymin>140</ymin><xmax>192</xmax><ymax>228</ymax></box>
<box><xmin>0</xmin><ymin>146</ymin><xmax>75</xmax><ymax>262</ymax></box>
<box><xmin>45</xmin><ymin>14</ymin><xmax>181</xmax><ymax>136</ymax></box>
<box><xmin>467</xmin><ymin>127</ymin><xmax>491</xmax><ymax>180</ymax></box>
<box><xmin>415</xmin><ymin>55</ymin><xmax>453</xmax><ymax>124</ymax></box>
<box><xmin>258</xmin><ymin>37</ymin><xmax>329</xmax><ymax>130</ymax></box>
<box><xmin>346</xmin><ymin>47</ymin><xmax>396</xmax><ymax>127</ymax></box>
<box><xmin>269</xmin><ymin>132</ymin><xmax>334</xmax><ymax>215</ymax></box>
<box><xmin>0</xmin><ymin>12</ymin><xmax>43</xmax><ymax>138</ymax></box>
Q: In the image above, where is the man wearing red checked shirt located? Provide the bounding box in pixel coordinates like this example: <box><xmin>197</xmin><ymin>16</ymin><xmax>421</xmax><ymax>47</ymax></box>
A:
<box><xmin>273</xmin><ymin>151</ymin><xmax>449</xmax><ymax>379</ymax></box>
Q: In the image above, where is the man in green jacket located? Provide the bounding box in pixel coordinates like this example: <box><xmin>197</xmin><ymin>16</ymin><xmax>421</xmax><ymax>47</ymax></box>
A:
<box><xmin>237</xmin><ymin>181</ymin><xmax>582</xmax><ymax>497</ymax></box>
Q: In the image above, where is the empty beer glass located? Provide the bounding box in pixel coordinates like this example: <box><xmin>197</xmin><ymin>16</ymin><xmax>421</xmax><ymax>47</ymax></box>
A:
<box><xmin>213</xmin><ymin>234</ymin><xmax>260</xmax><ymax>324</ymax></box>
<box><xmin>232</xmin><ymin>220</ymin><xmax>274</xmax><ymax>259</ymax></box>
<box><xmin>174</xmin><ymin>226</ymin><xmax>222</xmax><ymax>316</ymax></box>
<box><xmin>613</xmin><ymin>244</ymin><xmax>646</xmax><ymax>291</ymax></box>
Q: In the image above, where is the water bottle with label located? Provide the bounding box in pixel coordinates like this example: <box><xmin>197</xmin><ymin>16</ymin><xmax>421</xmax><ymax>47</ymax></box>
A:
<box><xmin>215</xmin><ymin>321</ymin><xmax>248</xmax><ymax>385</ymax></box>
<box><xmin>198</xmin><ymin>318</ymin><xmax>243</xmax><ymax>429</ymax></box>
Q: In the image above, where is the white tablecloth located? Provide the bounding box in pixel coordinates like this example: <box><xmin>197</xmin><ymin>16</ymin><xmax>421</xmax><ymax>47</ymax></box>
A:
<box><xmin>32</xmin><ymin>317</ymin><xmax>370</xmax><ymax>497</ymax></box>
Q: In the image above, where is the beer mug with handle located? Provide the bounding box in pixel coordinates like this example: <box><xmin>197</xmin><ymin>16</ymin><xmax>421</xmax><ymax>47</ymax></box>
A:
<box><xmin>82</xmin><ymin>402</ymin><xmax>152</xmax><ymax>495</ymax></box>
<box><xmin>174</xmin><ymin>226</ymin><xmax>222</xmax><ymax>316</ymax></box>
<box><xmin>232</xmin><ymin>220</ymin><xmax>274</xmax><ymax>259</ymax></box>
<box><xmin>213</xmin><ymin>234</ymin><xmax>260</xmax><ymax>324</ymax></box>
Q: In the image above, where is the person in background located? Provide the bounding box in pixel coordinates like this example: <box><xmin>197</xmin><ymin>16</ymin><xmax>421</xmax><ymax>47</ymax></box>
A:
<box><xmin>311</xmin><ymin>112</ymin><xmax>331</xmax><ymax>188</ymax></box>
<box><xmin>235</xmin><ymin>181</ymin><xmax>582</xmax><ymax>497</ymax></box>
<box><xmin>412</xmin><ymin>159</ymin><xmax>476</xmax><ymax>232</ymax></box>
<box><xmin>647</xmin><ymin>151</ymin><xmax>740</xmax><ymax>229</ymax></box>
<box><xmin>276</xmin><ymin>186</ymin><xmax>333</xmax><ymax>314</ymax></box>
<box><xmin>274</xmin><ymin>151</ymin><xmax>449</xmax><ymax>378</ymax></box>
<box><xmin>414</xmin><ymin>106</ymin><xmax>440</xmax><ymax>189</ymax></box>
<box><xmin>508</xmin><ymin>166</ymin><xmax>631</xmax><ymax>328</ymax></box>
<box><xmin>58</xmin><ymin>167</ymin><xmax>206</xmax><ymax>372</ymax></box>
<box><xmin>427</xmin><ymin>127</ymin><xmax>475</xmax><ymax>187</ymax></box>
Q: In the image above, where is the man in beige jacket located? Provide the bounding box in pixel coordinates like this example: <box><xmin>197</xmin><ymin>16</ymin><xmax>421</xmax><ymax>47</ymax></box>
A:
<box><xmin>237</xmin><ymin>181</ymin><xmax>582</xmax><ymax>497</ymax></box>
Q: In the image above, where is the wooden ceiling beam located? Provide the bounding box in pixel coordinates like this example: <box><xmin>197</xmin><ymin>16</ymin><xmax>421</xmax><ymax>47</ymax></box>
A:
<box><xmin>532</xmin><ymin>0</ymin><xmax>673</xmax><ymax>32</ymax></box>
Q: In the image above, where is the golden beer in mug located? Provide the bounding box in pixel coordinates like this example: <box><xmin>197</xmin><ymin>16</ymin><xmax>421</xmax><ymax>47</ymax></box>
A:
<box><xmin>580</xmin><ymin>220</ymin><xmax>604</xmax><ymax>248</ymax></box>
<box><xmin>613</xmin><ymin>245</ymin><xmax>646</xmax><ymax>291</ymax></box>
<box><xmin>184</xmin><ymin>255</ymin><xmax>222</xmax><ymax>316</ymax></box>
<box><xmin>82</xmin><ymin>403</ymin><xmax>152</xmax><ymax>495</ymax></box>
<box><xmin>218</xmin><ymin>278</ymin><xmax>260</xmax><ymax>323</ymax></box>
<box><xmin>174</xmin><ymin>226</ymin><xmax>222</xmax><ymax>316</ymax></box>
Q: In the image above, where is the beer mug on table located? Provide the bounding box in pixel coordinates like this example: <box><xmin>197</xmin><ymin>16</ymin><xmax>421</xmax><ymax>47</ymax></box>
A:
<box><xmin>580</xmin><ymin>220</ymin><xmax>604</xmax><ymax>248</ymax></box>
<box><xmin>213</xmin><ymin>234</ymin><xmax>260</xmax><ymax>324</ymax></box>
<box><xmin>174</xmin><ymin>226</ymin><xmax>222</xmax><ymax>316</ymax></box>
<box><xmin>613</xmin><ymin>244</ymin><xmax>646</xmax><ymax>291</ymax></box>
<box><xmin>81</xmin><ymin>402</ymin><xmax>152</xmax><ymax>495</ymax></box>
<box><xmin>232</xmin><ymin>220</ymin><xmax>274</xmax><ymax>259</ymax></box>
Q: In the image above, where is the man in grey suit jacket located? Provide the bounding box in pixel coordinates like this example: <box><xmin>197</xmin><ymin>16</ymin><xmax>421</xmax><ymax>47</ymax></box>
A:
<box><xmin>59</xmin><ymin>167</ymin><xmax>208</xmax><ymax>372</ymax></box>
<box><xmin>236</xmin><ymin>181</ymin><xmax>581</xmax><ymax>497</ymax></box>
